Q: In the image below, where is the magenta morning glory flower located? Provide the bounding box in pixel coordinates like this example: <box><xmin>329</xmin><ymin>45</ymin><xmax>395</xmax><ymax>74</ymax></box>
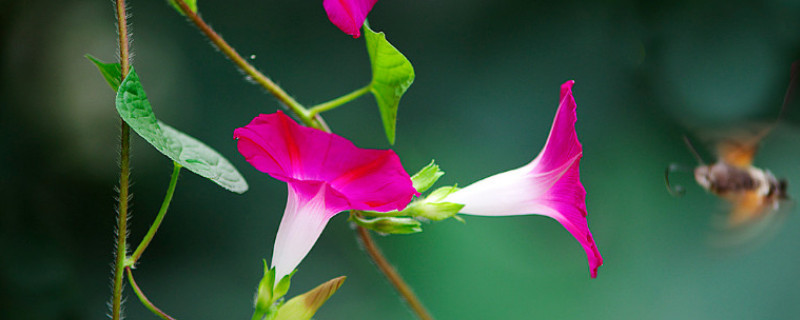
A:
<box><xmin>443</xmin><ymin>81</ymin><xmax>603</xmax><ymax>278</ymax></box>
<box><xmin>323</xmin><ymin>0</ymin><xmax>378</xmax><ymax>38</ymax></box>
<box><xmin>234</xmin><ymin>111</ymin><xmax>418</xmax><ymax>281</ymax></box>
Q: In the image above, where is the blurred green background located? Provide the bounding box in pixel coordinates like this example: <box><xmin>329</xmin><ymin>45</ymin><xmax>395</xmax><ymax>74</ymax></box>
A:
<box><xmin>3</xmin><ymin>0</ymin><xmax>800</xmax><ymax>319</ymax></box>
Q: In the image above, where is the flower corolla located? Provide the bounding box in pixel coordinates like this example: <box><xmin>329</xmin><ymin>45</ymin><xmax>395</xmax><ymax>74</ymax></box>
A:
<box><xmin>234</xmin><ymin>111</ymin><xmax>417</xmax><ymax>281</ymax></box>
<box><xmin>444</xmin><ymin>81</ymin><xmax>603</xmax><ymax>278</ymax></box>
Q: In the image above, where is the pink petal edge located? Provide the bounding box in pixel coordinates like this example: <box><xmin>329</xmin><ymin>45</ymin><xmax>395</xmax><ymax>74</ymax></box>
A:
<box><xmin>234</xmin><ymin>111</ymin><xmax>419</xmax><ymax>281</ymax></box>
<box><xmin>323</xmin><ymin>0</ymin><xmax>378</xmax><ymax>38</ymax></box>
<box><xmin>538</xmin><ymin>80</ymin><xmax>602</xmax><ymax>278</ymax></box>
<box><xmin>233</xmin><ymin>111</ymin><xmax>417</xmax><ymax>212</ymax></box>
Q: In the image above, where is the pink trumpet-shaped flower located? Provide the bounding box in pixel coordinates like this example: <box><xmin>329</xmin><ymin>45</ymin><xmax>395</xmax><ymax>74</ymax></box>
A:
<box><xmin>323</xmin><ymin>0</ymin><xmax>378</xmax><ymax>38</ymax></box>
<box><xmin>234</xmin><ymin>111</ymin><xmax>417</xmax><ymax>281</ymax></box>
<box><xmin>444</xmin><ymin>81</ymin><xmax>603</xmax><ymax>278</ymax></box>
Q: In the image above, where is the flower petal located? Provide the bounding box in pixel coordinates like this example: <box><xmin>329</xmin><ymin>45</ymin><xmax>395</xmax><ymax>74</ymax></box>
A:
<box><xmin>529</xmin><ymin>80</ymin><xmax>582</xmax><ymax>174</ymax></box>
<box><xmin>444</xmin><ymin>81</ymin><xmax>602</xmax><ymax>277</ymax></box>
<box><xmin>531</xmin><ymin>158</ymin><xmax>603</xmax><ymax>278</ymax></box>
<box><xmin>272</xmin><ymin>182</ymin><xmax>349</xmax><ymax>281</ymax></box>
<box><xmin>323</xmin><ymin>0</ymin><xmax>378</xmax><ymax>38</ymax></box>
<box><xmin>234</xmin><ymin>111</ymin><xmax>417</xmax><ymax>212</ymax></box>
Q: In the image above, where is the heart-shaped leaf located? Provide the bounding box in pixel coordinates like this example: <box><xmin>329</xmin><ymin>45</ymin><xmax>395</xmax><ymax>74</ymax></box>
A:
<box><xmin>364</xmin><ymin>23</ymin><xmax>415</xmax><ymax>145</ymax></box>
<box><xmin>116</xmin><ymin>69</ymin><xmax>248</xmax><ymax>193</ymax></box>
<box><xmin>87</xmin><ymin>55</ymin><xmax>122</xmax><ymax>91</ymax></box>
<box><xmin>88</xmin><ymin>55</ymin><xmax>248</xmax><ymax>193</ymax></box>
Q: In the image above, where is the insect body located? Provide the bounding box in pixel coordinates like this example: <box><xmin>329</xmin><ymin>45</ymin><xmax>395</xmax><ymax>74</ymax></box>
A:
<box><xmin>669</xmin><ymin>61</ymin><xmax>797</xmax><ymax>230</ymax></box>
<box><xmin>693</xmin><ymin>154</ymin><xmax>787</xmax><ymax>226</ymax></box>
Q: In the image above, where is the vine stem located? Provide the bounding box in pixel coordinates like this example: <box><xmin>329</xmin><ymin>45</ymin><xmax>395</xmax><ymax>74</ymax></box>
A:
<box><xmin>126</xmin><ymin>267</ymin><xmax>177</xmax><ymax>320</ymax></box>
<box><xmin>111</xmin><ymin>0</ymin><xmax>132</xmax><ymax>318</ymax></box>
<box><xmin>356</xmin><ymin>226</ymin><xmax>433</xmax><ymax>320</ymax></box>
<box><xmin>172</xmin><ymin>1</ymin><xmax>433</xmax><ymax>319</ymax></box>
<box><xmin>171</xmin><ymin>0</ymin><xmax>318</xmax><ymax>128</ymax></box>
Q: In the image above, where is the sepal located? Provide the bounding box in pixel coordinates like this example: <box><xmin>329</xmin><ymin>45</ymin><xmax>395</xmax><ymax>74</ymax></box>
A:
<box><xmin>410</xmin><ymin>160</ymin><xmax>444</xmax><ymax>193</ymax></box>
<box><xmin>253</xmin><ymin>262</ymin><xmax>297</xmax><ymax>320</ymax></box>
<box><xmin>350</xmin><ymin>214</ymin><xmax>422</xmax><ymax>234</ymax></box>
<box><xmin>274</xmin><ymin>276</ymin><xmax>347</xmax><ymax>320</ymax></box>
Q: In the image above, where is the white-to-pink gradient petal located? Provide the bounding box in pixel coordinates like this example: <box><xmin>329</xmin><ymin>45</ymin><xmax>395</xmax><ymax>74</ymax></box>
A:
<box><xmin>444</xmin><ymin>81</ymin><xmax>603</xmax><ymax>278</ymax></box>
<box><xmin>272</xmin><ymin>182</ymin><xmax>349</xmax><ymax>282</ymax></box>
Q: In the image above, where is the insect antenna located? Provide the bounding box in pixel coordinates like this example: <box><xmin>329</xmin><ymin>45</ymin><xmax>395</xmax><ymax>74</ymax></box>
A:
<box><xmin>779</xmin><ymin>61</ymin><xmax>799</xmax><ymax>120</ymax></box>
<box><xmin>756</xmin><ymin>60</ymin><xmax>799</xmax><ymax>140</ymax></box>
<box><xmin>665</xmin><ymin>163</ymin><xmax>690</xmax><ymax>197</ymax></box>
<box><xmin>683</xmin><ymin>135</ymin><xmax>706</xmax><ymax>165</ymax></box>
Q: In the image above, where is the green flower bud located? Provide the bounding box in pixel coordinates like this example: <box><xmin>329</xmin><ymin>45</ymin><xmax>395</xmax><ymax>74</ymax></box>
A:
<box><xmin>351</xmin><ymin>215</ymin><xmax>422</xmax><ymax>234</ymax></box>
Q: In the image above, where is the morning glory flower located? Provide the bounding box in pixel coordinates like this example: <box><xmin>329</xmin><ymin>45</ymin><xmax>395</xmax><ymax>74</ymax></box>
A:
<box><xmin>234</xmin><ymin>111</ymin><xmax>417</xmax><ymax>281</ymax></box>
<box><xmin>323</xmin><ymin>0</ymin><xmax>377</xmax><ymax>38</ymax></box>
<box><xmin>444</xmin><ymin>81</ymin><xmax>603</xmax><ymax>278</ymax></box>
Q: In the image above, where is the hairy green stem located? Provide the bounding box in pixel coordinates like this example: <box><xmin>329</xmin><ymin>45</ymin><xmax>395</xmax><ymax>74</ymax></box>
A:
<box><xmin>111</xmin><ymin>0</ymin><xmax>132</xmax><ymax>318</ymax></box>
<box><xmin>170</xmin><ymin>0</ymin><xmax>321</xmax><ymax>128</ymax></box>
<box><xmin>172</xmin><ymin>2</ymin><xmax>433</xmax><ymax>319</ymax></box>
<box><xmin>126</xmin><ymin>267</ymin><xmax>177</xmax><ymax>320</ymax></box>
<box><xmin>308</xmin><ymin>85</ymin><xmax>371</xmax><ymax>117</ymax></box>
<box><xmin>127</xmin><ymin>162</ymin><xmax>181</xmax><ymax>266</ymax></box>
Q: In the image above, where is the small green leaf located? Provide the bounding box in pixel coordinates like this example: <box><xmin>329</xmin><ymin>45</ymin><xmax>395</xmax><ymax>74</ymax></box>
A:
<box><xmin>86</xmin><ymin>55</ymin><xmax>122</xmax><ymax>91</ymax></box>
<box><xmin>411</xmin><ymin>160</ymin><xmax>444</xmax><ymax>193</ymax></box>
<box><xmin>274</xmin><ymin>276</ymin><xmax>346</xmax><ymax>320</ymax></box>
<box><xmin>116</xmin><ymin>68</ymin><xmax>248</xmax><ymax>193</ymax></box>
<box><xmin>168</xmin><ymin>0</ymin><xmax>198</xmax><ymax>15</ymax></box>
<box><xmin>351</xmin><ymin>215</ymin><xmax>422</xmax><ymax>234</ymax></box>
<box><xmin>364</xmin><ymin>22</ymin><xmax>415</xmax><ymax>145</ymax></box>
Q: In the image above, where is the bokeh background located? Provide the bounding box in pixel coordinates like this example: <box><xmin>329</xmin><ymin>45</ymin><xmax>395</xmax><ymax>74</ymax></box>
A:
<box><xmin>3</xmin><ymin>0</ymin><xmax>800</xmax><ymax>319</ymax></box>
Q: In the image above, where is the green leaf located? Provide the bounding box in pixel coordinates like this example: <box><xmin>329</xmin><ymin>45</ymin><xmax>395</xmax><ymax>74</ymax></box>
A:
<box><xmin>411</xmin><ymin>160</ymin><xmax>444</xmax><ymax>193</ymax></box>
<box><xmin>115</xmin><ymin>68</ymin><xmax>248</xmax><ymax>193</ymax></box>
<box><xmin>274</xmin><ymin>276</ymin><xmax>346</xmax><ymax>320</ymax></box>
<box><xmin>86</xmin><ymin>55</ymin><xmax>122</xmax><ymax>91</ymax></box>
<box><xmin>168</xmin><ymin>0</ymin><xmax>198</xmax><ymax>15</ymax></box>
<box><xmin>364</xmin><ymin>22</ymin><xmax>415</xmax><ymax>145</ymax></box>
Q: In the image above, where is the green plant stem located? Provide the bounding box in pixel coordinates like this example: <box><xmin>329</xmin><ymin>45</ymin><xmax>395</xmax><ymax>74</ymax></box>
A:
<box><xmin>126</xmin><ymin>267</ymin><xmax>177</xmax><ymax>320</ymax></box>
<box><xmin>356</xmin><ymin>226</ymin><xmax>434</xmax><ymax>320</ymax></box>
<box><xmin>308</xmin><ymin>85</ymin><xmax>371</xmax><ymax>117</ymax></box>
<box><xmin>170</xmin><ymin>0</ymin><xmax>323</xmax><ymax>128</ymax></box>
<box><xmin>127</xmin><ymin>162</ymin><xmax>182</xmax><ymax>266</ymax></box>
<box><xmin>111</xmin><ymin>0</ymin><xmax>132</xmax><ymax>318</ymax></box>
<box><xmin>172</xmin><ymin>2</ymin><xmax>433</xmax><ymax>319</ymax></box>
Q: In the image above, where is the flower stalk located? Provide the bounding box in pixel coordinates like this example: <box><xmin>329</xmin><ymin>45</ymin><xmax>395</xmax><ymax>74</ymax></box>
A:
<box><xmin>126</xmin><ymin>267</ymin><xmax>177</xmax><ymax>320</ymax></box>
<box><xmin>356</xmin><ymin>220</ymin><xmax>433</xmax><ymax>320</ymax></box>
<box><xmin>127</xmin><ymin>162</ymin><xmax>182</xmax><ymax>266</ymax></box>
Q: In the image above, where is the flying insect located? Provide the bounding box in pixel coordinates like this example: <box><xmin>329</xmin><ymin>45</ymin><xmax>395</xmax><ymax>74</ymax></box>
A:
<box><xmin>667</xmin><ymin>61</ymin><xmax>797</xmax><ymax>231</ymax></box>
